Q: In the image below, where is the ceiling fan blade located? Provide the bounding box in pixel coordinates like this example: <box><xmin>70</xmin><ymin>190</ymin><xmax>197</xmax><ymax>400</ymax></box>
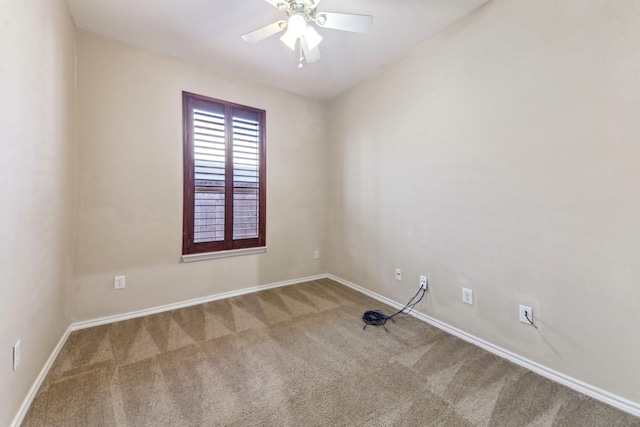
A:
<box><xmin>263</xmin><ymin>0</ymin><xmax>287</xmax><ymax>9</ymax></box>
<box><xmin>316</xmin><ymin>12</ymin><xmax>373</xmax><ymax>33</ymax></box>
<box><xmin>241</xmin><ymin>21</ymin><xmax>287</xmax><ymax>43</ymax></box>
<box><xmin>301</xmin><ymin>37</ymin><xmax>321</xmax><ymax>63</ymax></box>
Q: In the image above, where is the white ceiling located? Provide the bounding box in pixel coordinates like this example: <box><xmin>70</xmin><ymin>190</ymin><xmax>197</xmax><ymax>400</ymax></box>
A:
<box><xmin>65</xmin><ymin>0</ymin><xmax>489</xmax><ymax>100</ymax></box>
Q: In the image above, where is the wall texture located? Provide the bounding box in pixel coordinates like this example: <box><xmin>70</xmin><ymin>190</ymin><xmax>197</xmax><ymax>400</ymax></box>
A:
<box><xmin>73</xmin><ymin>32</ymin><xmax>328</xmax><ymax>322</ymax></box>
<box><xmin>0</xmin><ymin>0</ymin><xmax>76</xmax><ymax>425</ymax></box>
<box><xmin>327</xmin><ymin>0</ymin><xmax>640</xmax><ymax>404</ymax></box>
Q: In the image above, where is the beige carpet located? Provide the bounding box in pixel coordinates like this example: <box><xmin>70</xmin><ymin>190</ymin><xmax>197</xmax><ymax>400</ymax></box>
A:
<box><xmin>22</xmin><ymin>279</ymin><xmax>639</xmax><ymax>426</ymax></box>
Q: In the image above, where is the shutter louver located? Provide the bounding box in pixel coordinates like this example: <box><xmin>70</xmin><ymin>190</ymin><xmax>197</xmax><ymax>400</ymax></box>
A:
<box><xmin>193</xmin><ymin>107</ymin><xmax>226</xmax><ymax>243</ymax></box>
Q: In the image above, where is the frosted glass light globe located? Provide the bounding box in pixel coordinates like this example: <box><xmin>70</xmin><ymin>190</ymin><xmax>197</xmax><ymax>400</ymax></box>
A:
<box><xmin>287</xmin><ymin>12</ymin><xmax>307</xmax><ymax>38</ymax></box>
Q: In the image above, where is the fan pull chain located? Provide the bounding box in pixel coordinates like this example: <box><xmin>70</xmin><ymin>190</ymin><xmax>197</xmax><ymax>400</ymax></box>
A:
<box><xmin>298</xmin><ymin>42</ymin><xmax>304</xmax><ymax>68</ymax></box>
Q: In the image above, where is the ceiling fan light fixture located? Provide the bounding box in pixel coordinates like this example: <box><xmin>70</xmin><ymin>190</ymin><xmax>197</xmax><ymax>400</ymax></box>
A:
<box><xmin>303</xmin><ymin>26</ymin><xmax>322</xmax><ymax>50</ymax></box>
<box><xmin>287</xmin><ymin>12</ymin><xmax>307</xmax><ymax>38</ymax></box>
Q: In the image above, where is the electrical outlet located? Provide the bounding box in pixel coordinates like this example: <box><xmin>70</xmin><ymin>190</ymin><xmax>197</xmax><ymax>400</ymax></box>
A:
<box><xmin>114</xmin><ymin>275</ymin><xmax>126</xmax><ymax>290</ymax></box>
<box><xmin>419</xmin><ymin>275</ymin><xmax>428</xmax><ymax>289</ymax></box>
<box><xmin>395</xmin><ymin>268</ymin><xmax>402</xmax><ymax>281</ymax></box>
<box><xmin>314</xmin><ymin>250</ymin><xmax>320</xmax><ymax>260</ymax></box>
<box><xmin>519</xmin><ymin>305</ymin><xmax>533</xmax><ymax>325</ymax></box>
<box><xmin>13</xmin><ymin>340</ymin><xmax>21</xmax><ymax>371</ymax></box>
<box><xmin>462</xmin><ymin>288</ymin><xmax>473</xmax><ymax>305</ymax></box>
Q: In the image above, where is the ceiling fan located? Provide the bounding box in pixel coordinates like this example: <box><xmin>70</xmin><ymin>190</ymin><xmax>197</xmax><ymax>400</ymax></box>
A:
<box><xmin>241</xmin><ymin>0</ymin><xmax>373</xmax><ymax>68</ymax></box>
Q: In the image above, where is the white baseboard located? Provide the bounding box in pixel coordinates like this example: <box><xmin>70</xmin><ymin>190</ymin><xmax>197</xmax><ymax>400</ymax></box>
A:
<box><xmin>328</xmin><ymin>274</ymin><xmax>640</xmax><ymax>418</ymax></box>
<box><xmin>11</xmin><ymin>325</ymin><xmax>72</xmax><ymax>427</ymax></box>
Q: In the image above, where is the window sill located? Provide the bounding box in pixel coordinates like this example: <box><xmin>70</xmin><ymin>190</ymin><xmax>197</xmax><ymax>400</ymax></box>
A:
<box><xmin>181</xmin><ymin>246</ymin><xmax>267</xmax><ymax>263</ymax></box>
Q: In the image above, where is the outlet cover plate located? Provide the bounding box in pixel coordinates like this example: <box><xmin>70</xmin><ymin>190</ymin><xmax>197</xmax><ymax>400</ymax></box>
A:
<box><xmin>419</xmin><ymin>275</ymin><xmax>427</xmax><ymax>289</ymax></box>
<box><xmin>462</xmin><ymin>288</ymin><xmax>473</xmax><ymax>305</ymax></box>
<box><xmin>395</xmin><ymin>268</ymin><xmax>402</xmax><ymax>281</ymax></box>
<box><xmin>519</xmin><ymin>305</ymin><xmax>533</xmax><ymax>324</ymax></box>
<box><xmin>114</xmin><ymin>276</ymin><xmax>126</xmax><ymax>290</ymax></box>
<box><xmin>13</xmin><ymin>340</ymin><xmax>21</xmax><ymax>371</ymax></box>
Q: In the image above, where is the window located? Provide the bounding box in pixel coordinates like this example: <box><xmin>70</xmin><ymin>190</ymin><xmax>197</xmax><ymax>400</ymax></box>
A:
<box><xmin>182</xmin><ymin>92</ymin><xmax>266</xmax><ymax>256</ymax></box>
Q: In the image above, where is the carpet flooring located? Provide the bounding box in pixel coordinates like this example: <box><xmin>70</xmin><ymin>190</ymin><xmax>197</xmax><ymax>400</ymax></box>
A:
<box><xmin>22</xmin><ymin>278</ymin><xmax>640</xmax><ymax>426</ymax></box>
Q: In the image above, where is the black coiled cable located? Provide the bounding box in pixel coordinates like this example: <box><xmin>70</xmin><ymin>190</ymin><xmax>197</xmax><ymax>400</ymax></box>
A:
<box><xmin>362</xmin><ymin>284</ymin><xmax>426</xmax><ymax>332</ymax></box>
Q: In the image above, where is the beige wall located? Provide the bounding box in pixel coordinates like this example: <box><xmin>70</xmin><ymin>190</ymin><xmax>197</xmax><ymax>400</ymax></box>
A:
<box><xmin>327</xmin><ymin>0</ymin><xmax>640</xmax><ymax>404</ymax></box>
<box><xmin>0</xmin><ymin>0</ymin><xmax>76</xmax><ymax>424</ymax></box>
<box><xmin>73</xmin><ymin>32</ymin><xmax>328</xmax><ymax>321</ymax></box>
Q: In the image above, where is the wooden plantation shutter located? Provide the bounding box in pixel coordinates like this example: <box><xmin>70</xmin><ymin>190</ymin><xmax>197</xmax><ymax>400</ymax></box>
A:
<box><xmin>232</xmin><ymin>108</ymin><xmax>261</xmax><ymax>240</ymax></box>
<box><xmin>193</xmin><ymin>101</ymin><xmax>226</xmax><ymax>243</ymax></box>
<box><xmin>183</xmin><ymin>92</ymin><xmax>266</xmax><ymax>255</ymax></box>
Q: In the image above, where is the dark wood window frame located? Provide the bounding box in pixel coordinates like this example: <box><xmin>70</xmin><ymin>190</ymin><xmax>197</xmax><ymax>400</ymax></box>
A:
<box><xmin>182</xmin><ymin>91</ymin><xmax>266</xmax><ymax>256</ymax></box>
